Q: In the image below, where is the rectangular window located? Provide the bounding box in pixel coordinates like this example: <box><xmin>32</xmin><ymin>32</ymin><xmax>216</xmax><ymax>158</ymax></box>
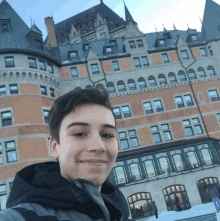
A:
<box><xmin>141</xmin><ymin>56</ymin><xmax>149</xmax><ymax>67</ymax></box>
<box><xmin>71</xmin><ymin>67</ymin><xmax>78</xmax><ymax>77</ymax></box>
<box><xmin>91</xmin><ymin>64</ymin><xmax>100</xmax><ymax>75</ymax></box>
<box><xmin>151</xmin><ymin>126</ymin><xmax>161</xmax><ymax>143</ymax></box>
<box><xmin>2</xmin><ymin>111</ymin><xmax>12</xmax><ymax>127</ymax></box>
<box><xmin>48</xmin><ymin>63</ymin><xmax>53</xmax><ymax>73</ymax></box>
<box><xmin>154</xmin><ymin>100</ymin><xmax>164</xmax><ymax>112</ymax></box>
<box><xmin>118</xmin><ymin>132</ymin><xmax>129</xmax><ymax>149</ymax></box>
<box><xmin>200</xmin><ymin>48</ymin><xmax>207</xmax><ymax>57</ymax></box>
<box><xmin>175</xmin><ymin>96</ymin><xmax>185</xmax><ymax>108</ymax></box>
<box><xmin>5</xmin><ymin>57</ymin><xmax>14</xmax><ymax>68</ymax></box>
<box><xmin>137</xmin><ymin>39</ymin><xmax>143</xmax><ymax>47</ymax></box>
<box><xmin>122</xmin><ymin>106</ymin><xmax>131</xmax><ymax>118</ymax></box>
<box><xmin>28</xmin><ymin>58</ymin><xmax>37</xmax><ymax>68</ymax></box>
<box><xmin>10</xmin><ymin>84</ymin><xmax>18</xmax><ymax>94</ymax></box>
<box><xmin>182</xmin><ymin>118</ymin><xmax>203</xmax><ymax>137</ymax></box>
<box><xmin>217</xmin><ymin>113</ymin><xmax>220</xmax><ymax>122</ymax></box>
<box><xmin>159</xmin><ymin>40</ymin><xmax>165</xmax><ymax>46</ymax></box>
<box><xmin>112</xmin><ymin>61</ymin><xmax>120</xmax><ymax>71</ymax></box>
<box><xmin>106</xmin><ymin>47</ymin><xmax>112</xmax><ymax>54</ymax></box>
<box><xmin>162</xmin><ymin>53</ymin><xmax>169</xmax><ymax>63</ymax></box>
<box><xmin>192</xmin><ymin>35</ymin><xmax>197</xmax><ymax>41</ymax></box>
<box><xmin>43</xmin><ymin>110</ymin><xmax>49</xmax><ymax>123</ymax></box>
<box><xmin>99</xmin><ymin>28</ymin><xmax>106</xmax><ymax>35</ymax></box>
<box><xmin>181</xmin><ymin>50</ymin><xmax>189</xmax><ymax>60</ymax></box>
<box><xmin>161</xmin><ymin>124</ymin><xmax>172</xmax><ymax>141</ymax></box>
<box><xmin>35</xmin><ymin>39</ymin><xmax>43</xmax><ymax>50</ymax></box>
<box><xmin>69</xmin><ymin>51</ymin><xmax>77</xmax><ymax>61</ymax></box>
<box><xmin>129</xmin><ymin>41</ymin><xmax>136</xmax><ymax>49</ymax></box>
<box><xmin>113</xmin><ymin>107</ymin><xmax>122</xmax><ymax>119</ymax></box>
<box><xmin>209</xmin><ymin>90</ymin><xmax>220</xmax><ymax>102</ymax></box>
<box><xmin>49</xmin><ymin>88</ymin><xmax>55</xmax><ymax>97</ymax></box>
<box><xmin>40</xmin><ymin>86</ymin><xmax>47</xmax><ymax>95</ymax></box>
<box><xmin>39</xmin><ymin>60</ymin><xmax>46</xmax><ymax>71</ymax></box>
<box><xmin>144</xmin><ymin>102</ymin><xmax>153</xmax><ymax>114</ymax></box>
<box><xmin>128</xmin><ymin>130</ymin><xmax>139</xmax><ymax>148</ymax></box>
<box><xmin>2</xmin><ymin>23</ymin><xmax>8</xmax><ymax>32</ymax></box>
<box><xmin>184</xmin><ymin>95</ymin><xmax>194</xmax><ymax>106</ymax></box>
<box><xmin>0</xmin><ymin>86</ymin><xmax>6</xmax><ymax>96</ymax></box>
<box><xmin>134</xmin><ymin>57</ymin><xmax>141</xmax><ymax>68</ymax></box>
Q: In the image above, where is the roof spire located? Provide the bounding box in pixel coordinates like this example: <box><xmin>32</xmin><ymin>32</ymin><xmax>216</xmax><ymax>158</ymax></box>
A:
<box><xmin>173</xmin><ymin>23</ymin><xmax>176</xmax><ymax>30</ymax></box>
<box><xmin>124</xmin><ymin>1</ymin><xmax>136</xmax><ymax>24</ymax></box>
<box><xmin>186</xmin><ymin>22</ymin><xmax>189</xmax><ymax>29</ymax></box>
<box><xmin>100</xmin><ymin>0</ymin><xmax>103</xmax><ymax>3</ymax></box>
<box><xmin>155</xmin><ymin>26</ymin><xmax>158</xmax><ymax>33</ymax></box>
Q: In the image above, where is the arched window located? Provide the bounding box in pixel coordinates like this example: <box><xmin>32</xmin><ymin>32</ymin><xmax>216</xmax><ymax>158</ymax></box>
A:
<box><xmin>169</xmin><ymin>149</ymin><xmax>185</xmax><ymax>172</ymax></box>
<box><xmin>96</xmin><ymin>84</ymin><xmax>105</xmax><ymax>92</ymax></box>
<box><xmin>207</xmin><ymin>66</ymin><xmax>216</xmax><ymax>76</ymax></box>
<box><xmin>155</xmin><ymin>152</ymin><xmax>172</xmax><ymax>175</ymax></box>
<box><xmin>178</xmin><ymin>71</ymin><xmax>187</xmax><ymax>82</ymax></box>
<box><xmin>184</xmin><ymin>146</ymin><xmax>200</xmax><ymax>169</ymax></box>
<box><xmin>85</xmin><ymin>85</ymin><xmax>93</xmax><ymax>89</ymax></box>
<box><xmin>197</xmin><ymin>177</ymin><xmax>220</xmax><ymax>203</ymax></box>
<box><xmin>163</xmin><ymin>185</ymin><xmax>190</xmax><ymax>211</ymax></box>
<box><xmin>188</xmin><ymin>69</ymin><xmax>197</xmax><ymax>80</ymax></box>
<box><xmin>128</xmin><ymin>79</ymin><xmax>137</xmax><ymax>90</ymax></box>
<box><xmin>143</xmin><ymin>155</ymin><xmax>157</xmax><ymax>177</ymax></box>
<box><xmin>107</xmin><ymin>82</ymin><xmax>115</xmax><ymax>94</ymax></box>
<box><xmin>168</xmin><ymin>72</ymin><xmax>177</xmax><ymax>83</ymax></box>
<box><xmin>197</xmin><ymin>143</ymin><xmax>213</xmax><ymax>165</ymax></box>
<box><xmin>117</xmin><ymin>81</ymin><xmax>126</xmax><ymax>92</ymax></box>
<box><xmin>128</xmin><ymin>192</ymin><xmax>154</xmax><ymax>219</ymax></box>
<box><xmin>148</xmin><ymin>76</ymin><xmax>157</xmax><ymax>87</ymax></box>
<box><xmin>198</xmin><ymin>67</ymin><xmax>206</xmax><ymax>78</ymax></box>
<box><xmin>138</xmin><ymin>77</ymin><xmax>147</xmax><ymax>89</ymax></box>
<box><xmin>158</xmin><ymin>74</ymin><xmax>167</xmax><ymax>85</ymax></box>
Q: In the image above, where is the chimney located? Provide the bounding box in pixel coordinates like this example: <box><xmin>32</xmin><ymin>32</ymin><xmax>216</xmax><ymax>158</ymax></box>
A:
<box><xmin>45</xmin><ymin>16</ymin><xmax>58</xmax><ymax>47</ymax></box>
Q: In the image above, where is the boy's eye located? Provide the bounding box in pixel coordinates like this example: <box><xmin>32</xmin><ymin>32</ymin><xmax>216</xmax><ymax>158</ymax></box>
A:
<box><xmin>73</xmin><ymin>133</ymin><xmax>114</xmax><ymax>138</ymax></box>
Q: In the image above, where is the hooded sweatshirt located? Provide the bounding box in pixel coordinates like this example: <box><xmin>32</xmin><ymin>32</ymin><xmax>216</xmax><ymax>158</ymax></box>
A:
<box><xmin>0</xmin><ymin>161</ymin><xmax>131</xmax><ymax>221</ymax></box>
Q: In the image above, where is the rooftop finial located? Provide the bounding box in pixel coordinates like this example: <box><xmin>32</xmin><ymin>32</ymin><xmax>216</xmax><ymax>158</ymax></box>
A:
<box><xmin>155</xmin><ymin>26</ymin><xmax>158</xmax><ymax>32</ymax></box>
<box><xmin>186</xmin><ymin>22</ymin><xmax>189</xmax><ymax>29</ymax></box>
<box><xmin>30</xmin><ymin>15</ymin><xmax>32</xmax><ymax>26</ymax></box>
<box><xmin>199</xmin><ymin>15</ymin><xmax>202</xmax><ymax>23</ymax></box>
<box><xmin>100</xmin><ymin>0</ymin><xmax>103</xmax><ymax>3</ymax></box>
<box><xmin>173</xmin><ymin>23</ymin><xmax>176</xmax><ymax>30</ymax></box>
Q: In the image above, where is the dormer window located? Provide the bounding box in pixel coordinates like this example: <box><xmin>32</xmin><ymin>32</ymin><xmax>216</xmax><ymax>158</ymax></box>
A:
<box><xmin>159</xmin><ymin>40</ymin><xmax>165</xmax><ymax>46</ymax></box>
<box><xmin>83</xmin><ymin>44</ymin><xmax>89</xmax><ymax>50</ymax></box>
<box><xmin>99</xmin><ymin>28</ymin><xmax>106</xmax><ymax>35</ymax></box>
<box><xmin>35</xmin><ymin>39</ymin><xmax>43</xmax><ymax>50</ymax></box>
<box><xmin>192</xmin><ymin>35</ymin><xmax>197</xmax><ymax>41</ymax></box>
<box><xmin>69</xmin><ymin>51</ymin><xmax>78</xmax><ymax>61</ymax></box>
<box><xmin>2</xmin><ymin>23</ymin><xmax>8</xmax><ymax>32</ymax></box>
<box><xmin>105</xmin><ymin>47</ymin><xmax>112</xmax><ymax>54</ymax></box>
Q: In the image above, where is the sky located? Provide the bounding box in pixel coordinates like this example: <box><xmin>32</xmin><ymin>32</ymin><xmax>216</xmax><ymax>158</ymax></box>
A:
<box><xmin>5</xmin><ymin>0</ymin><xmax>220</xmax><ymax>41</ymax></box>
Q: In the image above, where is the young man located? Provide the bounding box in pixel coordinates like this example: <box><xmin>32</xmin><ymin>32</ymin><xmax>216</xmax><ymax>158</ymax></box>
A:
<box><xmin>0</xmin><ymin>88</ymin><xmax>131</xmax><ymax>221</ymax></box>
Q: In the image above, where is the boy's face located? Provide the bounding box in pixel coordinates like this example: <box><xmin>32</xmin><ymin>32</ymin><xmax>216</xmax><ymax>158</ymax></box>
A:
<box><xmin>49</xmin><ymin>103</ymin><xmax>119</xmax><ymax>191</ymax></box>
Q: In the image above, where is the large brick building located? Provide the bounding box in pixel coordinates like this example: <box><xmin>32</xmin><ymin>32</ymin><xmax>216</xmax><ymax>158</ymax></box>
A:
<box><xmin>0</xmin><ymin>0</ymin><xmax>220</xmax><ymax>220</ymax></box>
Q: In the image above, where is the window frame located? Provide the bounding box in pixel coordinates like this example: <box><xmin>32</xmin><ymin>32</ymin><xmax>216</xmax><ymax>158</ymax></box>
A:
<box><xmin>28</xmin><ymin>57</ymin><xmax>37</xmax><ymax>69</ymax></box>
<box><xmin>91</xmin><ymin>63</ymin><xmax>100</xmax><ymax>75</ymax></box>
<box><xmin>162</xmin><ymin>53</ymin><xmax>169</xmax><ymax>63</ymax></box>
<box><xmin>70</xmin><ymin>67</ymin><xmax>78</xmax><ymax>78</ymax></box>
<box><xmin>5</xmin><ymin>56</ymin><xmax>14</xmax><ymax>68</ymax></box>
<box><xmin>112</xmin><ymin>61</ymin><xmax>120</xmax><ymax>71</ymax></box>
<box><xmin>208</xmin><ymin>89</ymin><xmax>220</xmax><ymax>102</ymax></box>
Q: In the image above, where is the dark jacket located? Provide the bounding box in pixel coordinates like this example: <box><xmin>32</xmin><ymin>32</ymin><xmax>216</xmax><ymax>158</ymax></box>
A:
<box><xmin>175</xmin><ymin>196</ymin><xmax>180</xmax><ymax>204</ymax></box>
<box><xmin>152</xmin><ymin>201</ymin><xmax>158</xmax><ymax>212</ymax></box>
<box><xmin>208</xmin><ymin>186</ymin><xmax>220</xmax><ymax>199</ymax></box>
<box><xmin>0</xmin><ymin>161</ymin><xmax>131</xmax><ymax>221</ymax></box>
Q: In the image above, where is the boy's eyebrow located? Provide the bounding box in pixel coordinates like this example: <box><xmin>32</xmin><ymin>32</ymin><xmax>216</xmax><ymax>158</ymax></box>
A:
<box><xmin>66</xmin><ymin>121</ymin><xmax>117</xmax><ymax>132</ymax></box>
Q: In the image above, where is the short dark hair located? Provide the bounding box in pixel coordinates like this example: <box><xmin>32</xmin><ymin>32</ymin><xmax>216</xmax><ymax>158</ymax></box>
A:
<box><xmin>47</xmin><ymin>88</ymin><xmax>120</xmax><ymax>164</ymax></box>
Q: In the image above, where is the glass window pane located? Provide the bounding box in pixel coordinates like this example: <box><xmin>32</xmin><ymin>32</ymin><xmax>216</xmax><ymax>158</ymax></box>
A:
<box><xmin>119</xmin><ymin>132</ymin><xmax>126</xmax><ymax>138</ymax></box>
<box><xmin>120</xmin><ymin>139</ymin><xmax>129</xmax><ymax>149</ymax></box>
<box><xmin>153</xmin><ymin>133</ymin><xmax>161</xmax><ymax>143</ymax></box>
<box><xmin>130</xmin><ymin>163</ymin><xmax>141</xmax><ymax>180</ymax></box>
<box><xmin>141</xmin><ymin>56</ymin><xmax>149</xmax><ymax>66</ymax></box>
<box><xmin>128</xmin><ymin>130</ymin><xmax>136</xmax><ymax>137</ymax></box>
<box><xmin>144</xmin><ymin>160</ymin><xmax>156</xmax><ymax>177</ymax></box>
<box><xmin>194</xmin><ymin>125</ymin><xmax>203</xmax><ymax>135</ymax></box>
<box><xmin>161</xmin><ymin>124</ymin><xmax>169</xmax><ymax>130</ymax></box>
<box><xmin>183</xmin><ymin>120</ymin><xmax>190</xmax><ymax>126</ymax></box>
<box><xmin>173</xmin><ymin>155</ymin><xmax>184</xmax><ymax>171</ymax></box>
<box><xmin>151</xmin><ymin>126</ymin><xmax>158</xmax><ymax>132</ymax></box>
<box><xmin>154</xmin><ymin>100</ymin><xmax>163</xmax><ymax>112</ymax></box>
<box><xmin>7</xmin><ymin>150</ymin><xmax>17</xmax><ymax>162</ymax></box>
<box><xmin>201</xmin><ymin>149</ymin><xmax>212</xmax><ymax>165</ymax></box>
<box><xmin>187</xmin><ymin>151</ymin><xmax>199</xmax><ymax>167</ymax></box>
<box><xmin>71</xmin><ymin>68</ymin><xmax>78</xmax><ymax>77</ymax></box>
<box><xmin>185</xmin><ymin>127</ymin><xmax>194</xmax><ymax>136</ymax></box>
<box><xmin>159</xmin><ymin>157</ymin><xmax>169</xmax><ymax>173</ymax></box>
<box><xmin>130</xmin><ymin>138</ymin><xmax>139</xmax><ymax>147</ymax></box>
<box><xmin>164</xmin><ymin>131</ymin><xmax>172</xmax><ymax>140</ymax></box>
<box><xmin>192</xmin><ymin>118</ymin><xmax>199</xmax><ymax>124</ymax></box>
<box><xmin>115</xmin><ymin>167</ymin><xmax>126</xmax><ymax>184</ymax></box>
<box><xmin>144</xmin><ymin>102</ymin><xmax>153</xmax><ymax>113</ymax></box>
<box><xmin>0</xmin><ymin>194</ymin><xmax>7</xmax><ymax>210</ymax></box>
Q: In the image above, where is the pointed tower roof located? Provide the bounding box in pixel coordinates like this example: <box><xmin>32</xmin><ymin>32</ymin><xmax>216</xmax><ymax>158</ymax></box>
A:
<box><xmin>124</xmin><ymin>2</ymin><xmax>136</xmax><ymax>24</ymax></box>
<box><xmin>30</xmin><ymin>24</ymin><xmax>42</xmax><ymax>34</ymax></box>
<box><xmin>202</xmin><ymin>0</ymin><xmax>220</xmax><ymax>39</ymax></box>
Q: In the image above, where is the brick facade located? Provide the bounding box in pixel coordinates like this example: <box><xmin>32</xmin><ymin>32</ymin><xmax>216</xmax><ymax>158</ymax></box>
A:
<box><xmin>169</xmin><ymin>50</ymin><xmax>179</xmax><ymax>62</ymax></box>
<box><xmin>151</xmin><ymin>53</ymin><xmax>163</xmax><ymax>65</ymax></box>
<box><xmin>120</xmin><ymin>58</ymin><xmax>131</xmax><ymax>70</ymax></box>
<box><xmin>191</xmin><ymin>47</ymin><xmax>201</xmax><ymax>58</ymax></box>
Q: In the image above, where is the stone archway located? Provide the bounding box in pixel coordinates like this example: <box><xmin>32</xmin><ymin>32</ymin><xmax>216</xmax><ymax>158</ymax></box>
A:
<box><xmin>197</xmin><ymin>177</ymin><xmax>220</xmax><ymax>203</ymax></box>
